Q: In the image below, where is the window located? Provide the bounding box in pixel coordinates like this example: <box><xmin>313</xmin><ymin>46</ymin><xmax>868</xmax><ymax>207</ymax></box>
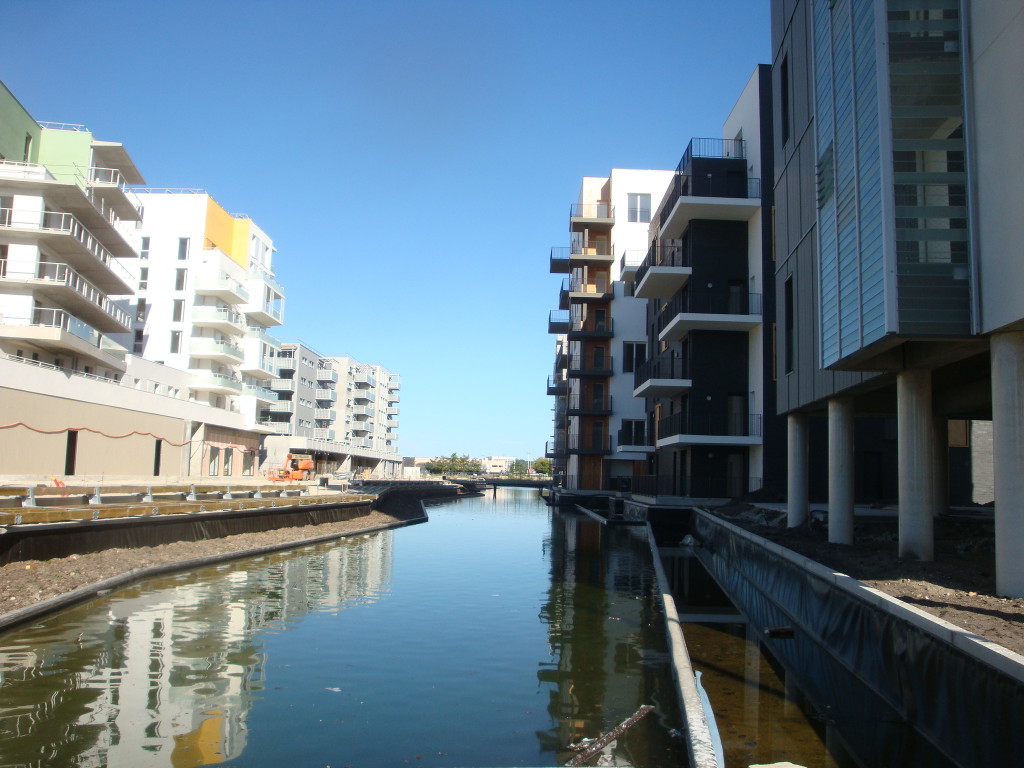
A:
<box><xmin>136</xmin><ymin>298</ymin><xmax>147</xmax><ymax>322</ymax></box>
<box><xmin>242</xmin><ymin>451</ymin><xmax>254</xmax><ymax>476</ymax></box>
<box><xmin>223</xmin><ymin>449</ymin><xmax>233</xmax><ymax>476</ymax></box>
<box><xmin>138</xmin><ymin>268</ymin><xmax>148</xmax><ymax>290</ymax></box>
<box><xmin>780</xmin><ymin>55</ymin><xmax>790</xmax><ymax>145</ymax></box>
<box><xmin>172</xmin><ymin>299</ymin><xmax>184</xmax><ymax>322</ymax></box>
<box><xmin>177</xmin><ymin>238</ymin><xmax>190</xmax><ymax>260</ymax></box>
<box><xmin>208</xmin><ymin>446</ymin><xmax>220</xmax><ymax>476</ymax></box>
<box><xmin>0</xmin><ymin>244</ymin><xmax>7</xmax><ymax>277</ymax></box>
<box><xmin>175</xmin><ymin>269</ymin><xmax>186</xmax><ymax>290</ymax></box>
<box><xmin>627</xmin><ymin>193</ymin><xmax>651</xmax><ymax>223</ymax></box>
<box><xmin>23</xmin><ymin>134</ymin><xmax>32</xmax><ymax>162</ymax></box>
<box><xmin>784</xmin><ymin>277</ymin><xmax>794</xmax><ymax>374</ymax></box>
<box><xmin>140</xmin><ymin>237</ymin><xmax>150</xmax><ymax>259</ymax></box>
<box><xmin>622</xmin><ymin>342</ymin><xmax>646</xmax><ymax>373</ymax></box>
<box><xmin>133</xmin><ymin>329</ymin><xmax>144</xmax><ymax>354</ymax></box>
<box><xmin>621</xmin><ymin>419</ymin><xmax>647</xmax><ymax>447</ymax></box>
<box><xmin>170</xmin><ymin>330</ymin><xmax>182</xmax><ymax>354</ymax></box>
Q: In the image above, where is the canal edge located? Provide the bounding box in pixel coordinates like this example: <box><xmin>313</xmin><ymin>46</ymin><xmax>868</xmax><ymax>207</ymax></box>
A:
<box><xmin>0</xmin><ymin>513</ymin><xmax>428</xmax><ymax>634</ymax></box>
<box><xmin>645</xmin><ymin>522</ymin><xmax>721</xmax><ymax>768</ymax></box>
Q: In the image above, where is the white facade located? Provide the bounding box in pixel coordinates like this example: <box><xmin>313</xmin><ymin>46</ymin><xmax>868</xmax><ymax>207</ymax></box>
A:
<box><xmin>113</xmin><ymin>191</ymin><xmax>285</xmax><ymax>431</ymax></box>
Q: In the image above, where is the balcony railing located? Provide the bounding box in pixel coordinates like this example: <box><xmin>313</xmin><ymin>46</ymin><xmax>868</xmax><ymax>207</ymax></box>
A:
<box><xmin>189</xmin><ymin>338</ymin><xmax>244</xmax><ymax>360</ymax></box>
<box><xmin>617</xmin><ymin>424</ymin><xmax>651</xmax><ymax>449</ymax></box>
<box><xmin>568</xmin><ymin>275</ymin><xmax>612</xmax><ymax>296</ymax></box>
<box><xmin>657</xmin><ymin>412</ymin><xmax>763</xmax><ymax>440</ymax></box>
<box><xmin>675</xmin><ymin>137</ymin><xmax>747</xmax><ymax>173</ymax></box>
<box><xmin>567</xmin><ymin>434</ymin><xmax>611</xmax><ymax>453</ymax></box>
<box><xmin>634</xmin><ymin>241</ymin><xmax>691</xmax><ymax>287</ymax></box>
<box><xmin>194</xmin><ymin>275</ymin><xmax>250</xmax><ymax>303</ymax></box>
<box><xmin>192</xmin><ymin>306</ymin><xmax>245</xmax><ymax>328</ymax></box>
<box><xmin>256</xmin><ymin>420</ymin><xmax>291</xmax><ymax>435</ymax></box>
<box><xmin>545</xmin><ymin>440</ymin><xmax>567</xmax><ymax>458</ymax></box>
<box><xmin>634</xmin><ymin>352</ymin><xmax>690</xmax><ymax>390</ymax></box>
<box><xmin>547</xmin><ymin>375</ymin><xmax>568</xmax><ymax>395</ymax></box>
<box><xmin>19</xmin><ymin>307</ymin><xmax>103</xmax><ymax>347</ymax></box>
<box><xmin>548</xmin><ymin>309</ymin><xmax>569</xmax><ymax>334</ymax></box>
<box><xmin>246</xmin><ymin>326</ymin><xmax>283</xmax><ymax>348</ymax></box>
<box><xmin>569</xmin><ymin>235</ymin><xmax>613</xmax><ymax>257</ymax></box>
<box><xmin>568</xmin><ymin>317</ymin><xmax>613</xmax><ymax>337</ymax></box>
<box><xmin>618</xmin><ymin>249</ymin><xmax>646</xmax><ymax>276</ymax></box>
<box><xmin>566</xmin><ymin>394</ymin><xmax>612</xmax><ymax>413</ymax></box>
<box><xmin>243</xmin><ymin>383</ymin><xmax>278</xmax><ymax>401</ymax></box>
<box><xmin>656</xmin><ymin>290</ymin><xmax>763</xmax><ymax>335</ymax></box>
<box><xmin>2</xmin><ymin>261</ymin><xmax>131</xmax><ymax>328</ymax></box>
<box><xmin>625</xmin><ymin>473</ymin><xmax>762</xmax><ymax>498</ymax></box>
<box><xmin>189</xmin><ymin>371</ymin><xmax>243</xmax><ymax>393</ymax></box>
<box><xmin>569</xmin><ymin>202</ymin><xmax>613</xmax><ymax>219</ymax></box>
<box><xmin>658</xmin><ymin>173</ymin><xmax>762</xmax><ymax>232</ymax></box>
<box><xmin>0</xmin><ymin>208</ymin><xmax>134</xmax><ymax>286</ymax></box>
<box><xmin>0</xmin><ymin>159</ymin><xmax>56</xmax><ymax>181</ymax></box>
<box><xmin>567</xmin><ymin>354</ymin><xmax>614</xmax><ymax>376</ymax></box>
<box><xmin>315</xmin><ymin>388</ymin><xmax>336</xmax><ymax>401</ymax></box>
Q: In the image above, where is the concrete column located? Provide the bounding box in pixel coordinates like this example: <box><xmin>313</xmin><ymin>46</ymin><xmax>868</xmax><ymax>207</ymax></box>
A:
<box><xmin>991</xmin><ymin>332</ymin><xmax>1024</xmax><ymax>597</ymax></box>
<box><xmin>897</xmin><ymin>369</ymin><xmax>934</xmax><ymax>560</ymax></box>
<box><xmin>828</xmin><ymin>397</ymin><xmax>855</xmax><ymax>544</ymax></box>
<box><xmin>933</xmin><ymin>418</ymin><xmax>949</xmax><ymax>517</ymax></box>
<box><xmin>787</xmin><ymin>412</ymin><xmax>809</xmax><ymax>528</ymax></box>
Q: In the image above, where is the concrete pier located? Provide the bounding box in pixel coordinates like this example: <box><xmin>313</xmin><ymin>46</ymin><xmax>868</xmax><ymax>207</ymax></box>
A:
<box><xmin>897</xmin><ymin>370</ymin><xmax>934</xmax><ymax>560</ymax></box>
<box><xmin>828</xmin><ymin>397</ymin><xmax>855</xmax><ymax>544</ymax></box>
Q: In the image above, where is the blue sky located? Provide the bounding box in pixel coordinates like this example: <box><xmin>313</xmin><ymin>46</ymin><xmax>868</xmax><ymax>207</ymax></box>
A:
<box><xmin>3</xmin><ymin>0</ymin><xmax>771</xmax><ymax>460</ymax></box>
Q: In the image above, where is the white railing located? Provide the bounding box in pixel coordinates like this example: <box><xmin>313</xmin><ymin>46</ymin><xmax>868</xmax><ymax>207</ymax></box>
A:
<box><xmin>189</xmin><ymin>370</ymin><xmax>243</xmax><ymax>392</ymax></box>
<box><xmin>194</xmin><ymin>274</ymin><xmax>250</xmax><ymax>302</ymax></box>
<box><xmin>245</xmin><ymin>326</ymin><xmax>283</xmax><ymax>348</ymax></box>
<box><xmin>0</xmin><ymin>207</ymin><xmax>133</xmax><ymax>285</ymax></box>
<box><xmin>192</xmin><ymin>305</ymin><xmax>245</xmax><ymax>327</ymax></box>
<box><xmin>1</xmin><ymin>261</ymin><xmax>130</xmax><ymax>327</ymax></box>
<box><xmin>189</xmin><ymin>338</ymin><xmax>244</xmax><ymax>359</ymax></box>
<box><xmin>36</xmin><ymin>121</ymin><xmax>89</xmax><ymax>132</ymax></box>
<box><xmin>0</xmin><ymin>160</ymin><xmax>56</xmax><ymax>181</ymax></box>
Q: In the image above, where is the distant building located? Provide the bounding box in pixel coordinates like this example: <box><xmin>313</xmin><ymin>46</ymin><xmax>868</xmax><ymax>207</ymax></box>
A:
<box><xmin>480</xmin><ymin>456</ymin><xmax>515</xmax><ymax>474</ymax></box>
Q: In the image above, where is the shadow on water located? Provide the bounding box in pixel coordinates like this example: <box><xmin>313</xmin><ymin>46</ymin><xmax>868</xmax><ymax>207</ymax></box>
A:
<box><xmin>0</xmin><ymin>488</ymin><xmax>688</xmax><ymax>768</ymax></box>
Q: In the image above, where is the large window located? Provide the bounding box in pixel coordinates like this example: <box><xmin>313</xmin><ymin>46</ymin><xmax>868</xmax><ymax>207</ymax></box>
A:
<box><xmin>177</xmin><ymin>237</ymin><xmax>190</xmax><ymax>260</ymax></box>
<box><xmin>622</xmin><ymin>342</ymin><xmax>646</xmax><ymax>373</ymax></box>
<box><xmin>170</xmin><ymin>330</ymin><xmax>182</xmax><ymax>354</ymax></box>
<box><xmin>208</xmin><ymin>446</ymin><xmax>220</xmax><ymax>476</ymax></box>
<box><xmin>175</xmin><ymin>269</ymin><xmax>186</xmax><ymax>290</ymax></box>
<box><xmin>627</xmin><ymin>193</ymin><xmax>651</xmax><ymax>223</ymax></box>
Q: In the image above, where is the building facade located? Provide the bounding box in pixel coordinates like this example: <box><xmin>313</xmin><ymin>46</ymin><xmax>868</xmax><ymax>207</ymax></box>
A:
<box><xmin>772</xmin><ymin>0</ymin><xmax>1024</xmax><ymax>594</ymax></box>
<box><xmin>548</xmin><ymin>169</ymin><xmax>674</xmax><ymax>492</ymax></box>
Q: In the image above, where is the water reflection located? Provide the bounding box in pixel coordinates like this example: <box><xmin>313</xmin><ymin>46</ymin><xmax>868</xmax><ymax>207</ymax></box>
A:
<box><xmin>0</xmin><ymin>532</ymin><xmax>392</xmax><ymax>768</ymax></box>
<box><xmin>539</xmin><ymin>515</ymin><xmax>684</xmax><ymax>767</ymax></box>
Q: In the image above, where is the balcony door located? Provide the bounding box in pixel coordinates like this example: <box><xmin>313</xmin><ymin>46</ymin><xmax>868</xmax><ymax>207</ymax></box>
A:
<box><xmin>727</xmin><ymin>394</ymin><xmax>746</xmax><ymax>436</ymax></box>
<box><xmin>591</xmin><ymin>382</ymin><xmax>605</xmax><ymax>410</ymax></box>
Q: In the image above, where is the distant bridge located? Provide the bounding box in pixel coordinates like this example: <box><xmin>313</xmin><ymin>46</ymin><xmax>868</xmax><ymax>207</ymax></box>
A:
<box><xmin>448</xmin><ymin>477</ymin><xmax>551</xmax><ymax>491</ymax></box>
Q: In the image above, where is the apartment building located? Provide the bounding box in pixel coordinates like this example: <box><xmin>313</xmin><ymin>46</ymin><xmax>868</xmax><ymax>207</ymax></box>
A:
<box><xmin>548</xmin><ymin>169</ymin><xmax>674</xmax><ymax>492</ymax></box>
<box><xmin>0</xmin><ymin>83</ymin><xmax>267</xmax><ymax>480</ymax></box>
<box><xmin>261</xmin><ymin>343</ymin><xmax>401</xmax><ymax>479</ymax></box>
<box><xmin>629</xmin><ymin>66</ymin><xmax>784</xmax><ymax>499</ymax></box>
<box><xmin>772</xmin><ymin>0</ymin><xmax>1024</xmax><ymax>593</ymax></box>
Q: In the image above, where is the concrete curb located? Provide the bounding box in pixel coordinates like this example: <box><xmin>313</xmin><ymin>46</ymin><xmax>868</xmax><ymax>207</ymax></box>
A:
<box><xmin>0</xmin><ymin>514</ymin><xmax>427</xmax><ymax>634</ymax></box>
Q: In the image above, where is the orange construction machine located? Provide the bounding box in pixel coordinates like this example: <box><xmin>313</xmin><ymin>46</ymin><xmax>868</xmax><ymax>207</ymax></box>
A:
<box><xmin>268</xmin><ymin>453</ymin><xmax>315</xmax><ymax>482</ymax></box>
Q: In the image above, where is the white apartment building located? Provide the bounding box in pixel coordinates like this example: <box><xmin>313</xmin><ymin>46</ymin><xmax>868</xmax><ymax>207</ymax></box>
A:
<box><xmin>0</xmin><ymin>84</ymin><xmax>269</xmax><ymax>480</ymax></box>
<box><xmin>261</xmin><ymin>343</ymin><xmax>401</xmax><ymax>480</ymax></box>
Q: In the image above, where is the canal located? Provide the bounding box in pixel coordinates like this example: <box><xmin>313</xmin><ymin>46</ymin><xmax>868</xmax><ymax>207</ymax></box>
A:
<box><xmin>0</xmin><ymin>488</ymin><xmax>688</xmax><ymax>767</ymax></box>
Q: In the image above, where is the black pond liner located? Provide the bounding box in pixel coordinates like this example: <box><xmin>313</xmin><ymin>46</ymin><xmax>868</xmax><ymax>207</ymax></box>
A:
<box><xmin>692</xmin><ymin>509</ymin><xmax>1024</xmax><ymax>768</ymax></box>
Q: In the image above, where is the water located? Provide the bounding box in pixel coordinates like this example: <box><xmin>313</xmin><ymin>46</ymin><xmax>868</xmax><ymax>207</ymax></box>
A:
<box><xmin>0</xmin><ymin>489</ymin><xmax>686</xmax><ymax>767</ymax></box>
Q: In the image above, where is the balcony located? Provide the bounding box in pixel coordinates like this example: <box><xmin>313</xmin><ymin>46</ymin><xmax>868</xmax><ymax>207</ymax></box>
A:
<box><xmin>192</xmin><ymin>306</ymin><xmax>246</xmax><ymax>334</ymax></box>
<box><xmin>240</xmin><ymin>354</ymin><xmax>278</xmax><ymax>380</ymax></box>
<box><xmin>243</xmin><ymin>300</ymin><xmax>284</xmax><ymax>326</ymax></box>
<box><xmin>315</xmin><ymin>408</ymin><xmax>336</xmax><ymax>420</ymax></box>
<box><xmin>189</xmin><ymin>338</ymin><xmax>244</xmax><ymax>364</ymax></box>
<box><xmin>546</xmin><ymin>375</ymin><xmax>568</xmax><ymax>396</ymax></box>
<box><xmin>0</xmin><ymin>308</ymin><xmax>127</xmax><ymax>370</ymax></box>
<box><xmin>387</xmin><ymin>392</ymin><xmax>400</xmax><ymax>403</ymax></box>
<box><xmin>277</xmin><ymin>354</ymin><xmax>295</xmax><ymax>372</ymax></box>
<box><xmin>351</xmin><ymin>405</ymin><xmax>374</xmax><ymax>418</ymax></box>
<box><xmin>352</xmin><ymin>370</ymin><xmax>377</xmax><ymax>388</ymax></box>
<box><xmin>568</xmin><ymin>274</ymin><xmax>613</xmax><ymax>303</ymax></box>
<box><xmin>634</xmin><ymin>241</ymin><xmax>692</xmax><ymax>299</ymax></box>
<box><xmin>618</xmin><ymin>250</ymin><xmax>646</xmax><ymax>281</ymax></box>
<box><xmin>617</xmin><ymin>424</ymin><xmax>653</xmax><ymax>453</ymax></box>
<box><xmin>548</xmin><ymin>309</ymin><xmax>569</xmax><ymax>334</ymax></box>
<box><xmin>569</xmin><ymin>202</ymin><xmax>614</xmax><ymax>230</ymax></box>
<box><xmin>269</xmin><ymin>378</ymin><xmax>294</xmax><ymax>391</ymax></box>
<box><xmin>1</xmin><ymin>261</ymin><xmax>131</xmax><ymax>332</ymax></box>
<box><xmin>657</xmin><ymin>291</ymin><xmax>762</xmax><ymax>342</ymax></box>
<box><xmin>545</xmin><ymin>440</ymin><xmax>567</xmax><ymax>459</ymax></box>
<box><xmin>313</xmin><ymin>428</ymin><xmax>335</xmax><ymax>441</ymax></box>
<box><xmin>247</xmin><ymin>267</ymin><xmax>285</xmax><ymax>298</ymax></box>
<box><xmin>656</xmin><ymin>411</ymin><xmax>763</xmax><ymax>448</ymax></box>
<box><xmin>567</xmin><ymin>354</ymin><xmax>613</xmax><ymax>378</ymax></box>
<box><xmin>315</xmin><ymin>388</ymin><xmax>336</xmax><ymax>401</ymax></box>
<box><xmin>194</xmin><ymin>275</ymin><xmax>250</xmax><ymax>305</ymax></box>
<box><xmin>351</xmin><ymin>423</ymin><xmax>372</xmax><ymax>435</ymax></box>
<box><xmin>242</xmin><ymin>383</ymin><xmax>278</xmax><ymax>402</ymax></box>
<box><xmin>263</xmin><ymin>401</ymin><xmax>293</xmax><ymax>413</ymax></box>
<box><xmin>386</xmin><ymin>406</ymin><xmax>399</xmax><ymax>416</ymax></box>
<box><xmin>549</xmin><ymin>246</ymin><xmax>570</xmax><ymax>274</ymax></box>
<box><xmin>189</xmin><ymin>371</ymin><xmax>243</xmax><ymax>395</ymax></box>
<box><xmin>256</xmin><ymin>420</ymin><xmax>291</xmax><ymax>435</ymax></box>
<box><xmin>566</xmin><ymin>394</ymin><xmax>612</xmax><ymax>416</ymax></box>
<box><xmin>87</xmin><ymin>167</ymin><xmax>143</xmax><ymax>221</ymax></box>
<box><xmin>317</xmin><ymin>366</ymin><xmax>339</xmax><ymax>384</ymax></box>
<box><xmin>633</xmin><ymin>352</ymin><xmax>692</xmax><ymax>398</ymax></box>
<box><xmin>567</xmin><ymin>316</ymin><xmax>613</xmax><ymax>340</ymax></box>
<box><xmin>0</xmin><ymin>207</ymin><xmax>134</xmax><ymax>293</ymax></box>
<box><xmin>567</xmin><ymin>434</ymin><xmax>611</xmax><ymax>455</ymax></box>
<box><xmin>657</xmin><ymin>173</ymin><xmax>761</xmax><ymax>239</ymax></box>
<box><xmin>385</xmin><ymin>417</ymin><xmax>398</xmax><ymax>428</ymax></box>
<box><xmin>352</xmin><ymin>390</ymin><xmax>373</xmax><ymax>404</ymax></box>
<box><xmin>558</xmin><ymin>278</ymin><xmax>570</xmax><ymax>310</ymax></box>
<box><xmin>245</xmin><ymin>326</ymin><xmax>282</xmax><ymax>349</ymax></box>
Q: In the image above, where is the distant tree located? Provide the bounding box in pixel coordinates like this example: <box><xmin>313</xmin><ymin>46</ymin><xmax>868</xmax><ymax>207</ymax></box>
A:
<box><xmin>510</xmin><ymin>459</ymin><xmax>528</xmax><ymax>475</ymax></box>
<box><xmin>532</xmin><ymin>458</ymin><xmax>552</xmax><ymax>475</ymax></box>
<box><xmin>423</xmin><ymin>453</ymin><xmax>481</xmax><ymax>475</ymax></box>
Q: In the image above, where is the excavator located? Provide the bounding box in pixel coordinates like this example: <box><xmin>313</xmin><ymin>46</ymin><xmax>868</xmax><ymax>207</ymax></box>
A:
<box><xmin>268</xmin><ymin>452</ymin><xmax>315</xmax><ymax>482</ymax></box>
